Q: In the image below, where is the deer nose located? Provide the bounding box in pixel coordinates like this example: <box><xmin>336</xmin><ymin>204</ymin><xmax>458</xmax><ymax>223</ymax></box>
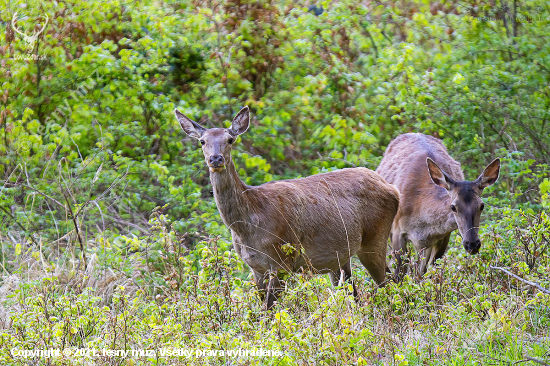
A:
<box><xmin>463</xmin><ymin>239</ymin><xmax>481</xmax><ymax>255</ymax></box>
<box><xmin>209</xmin><ymin>155</ymin><xmax>225</xmax><ymax>167</ymax></box>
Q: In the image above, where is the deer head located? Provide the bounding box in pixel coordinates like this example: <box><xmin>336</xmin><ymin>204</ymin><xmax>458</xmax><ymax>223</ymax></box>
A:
<box><xmin>174</xmin><ymin>106</ymin><xmax>250</xmax><ymax>172</ymax></box>
<box><xmin>427</xmin><ymin>157</ymin><xmax>500</xmax><ymax>255</ymax></box>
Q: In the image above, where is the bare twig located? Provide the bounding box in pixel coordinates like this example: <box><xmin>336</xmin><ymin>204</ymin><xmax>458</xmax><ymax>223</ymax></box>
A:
<box><xmin>103</xmin><ymin>214</ymin><xmax>150</xmax><ymax>235</ymax></box>
<box><xmin>475</xmin><ymin>349</ymin><xmax>513</xmax><ymax>365</ymax></box>
<box><xmin>525</xmin><ymin>356</ymin><xmax>550</xmax><ymax>366</ymax></box>
<box><xmin>56</xmin><ymin>164</ymin><xmax>87</xmax><ymax>269</ymax></box>
<box><xmin>490</xmin><ymin>266</ymin><xmax>550</xmax><ymax>295</ymax></box>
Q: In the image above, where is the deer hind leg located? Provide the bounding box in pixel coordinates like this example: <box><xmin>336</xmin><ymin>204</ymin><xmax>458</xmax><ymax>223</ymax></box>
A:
<box><xmin>328</xmin><ymin>261</ymin><xmax>359</xmax><ymax>300</ymax></box>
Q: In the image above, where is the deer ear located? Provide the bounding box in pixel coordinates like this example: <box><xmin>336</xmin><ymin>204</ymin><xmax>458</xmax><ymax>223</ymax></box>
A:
<box><xmin>174</xmin><ymin>109</ymin><xmax>206</xmax><ymax>139</ymax></box>
<box><xmin>230</xmin><ymin>106</ymin><xmax>250</xmax><ymax>136</ymax></box>
<box><xmin>477</xmin><ymin>158</ymin><xmax>500</xmax><ymax>189</ymax></box>
<box><xmin>427</xmin><ymin>157</ymin><xmax>455</xmax><ymax>190</ymax></box>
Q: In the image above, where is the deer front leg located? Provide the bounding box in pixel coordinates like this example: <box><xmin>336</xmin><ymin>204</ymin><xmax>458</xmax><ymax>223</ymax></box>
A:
<box><xmin>253</xmin><ymin>270</ymin><xmax>283</xmax><ymax>309</ymax></box>
<box><xmin>265</xmin><ymin>273</ymin><xmax>282</xmax><ymax>310</ymax></box>
<box><xmin>328</xmin><ymin>262</ymin><xmax>358</xmax><ymax>301</ymax></box>
<box><xmin>418</xmin><ymin>246</ymin><xmax>435</xmax><ymax>276</ymax></box>
<box><xmin>433</xmin><ymin>234</ymin><xmax>451</xmax><ymax>263</ymax></box>
<box><xmin>252</xmin><ymin>270</ymin><xmax>268</xmax><ymax>302</ymax></box>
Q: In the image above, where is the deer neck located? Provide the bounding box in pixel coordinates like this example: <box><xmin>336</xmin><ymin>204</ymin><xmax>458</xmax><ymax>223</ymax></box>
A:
<box><xmin>209</xmin><ymin>156</ymin><xmax>251</xmax><ymax>230</ymax></box>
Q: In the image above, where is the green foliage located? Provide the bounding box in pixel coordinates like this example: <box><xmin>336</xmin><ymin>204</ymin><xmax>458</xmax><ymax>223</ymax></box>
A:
<box><xmin>0</xmin><ymin>216</ymin><xmax>548</xmax><ymax>365</ymax></box>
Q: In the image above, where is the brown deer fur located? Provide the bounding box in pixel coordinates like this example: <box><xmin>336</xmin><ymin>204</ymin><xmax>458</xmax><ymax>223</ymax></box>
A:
<box><xmin>376</xmin><ymin>133</ymin><xmax>500</xmax><ymax>276</ymax></box>
<box><xmin>175</xmin><ymin>106</ymin><xmax>400</xmax><ymax>309</ymax></box>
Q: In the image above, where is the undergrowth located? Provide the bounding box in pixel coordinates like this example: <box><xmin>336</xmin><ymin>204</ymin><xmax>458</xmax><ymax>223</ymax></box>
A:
<box><xmin>0</xmin><ymin>209</ymin><xmax>548</xmax><ymax>365</ymax></box>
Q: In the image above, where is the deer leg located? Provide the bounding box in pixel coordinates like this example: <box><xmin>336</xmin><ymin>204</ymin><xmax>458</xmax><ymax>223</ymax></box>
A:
<box><xmin>265</xmin><ymin>274</ymin><xmax>282</xmax><ymax>310</ymax></box>
<box><xmin>341</xmin><ymin>262</ymin><xmax>359</xmax><ymax>300</ymax></box>
<box><xmin>418</xmin><ymin>235</ymin><xmax>449</xmax><ymax>275</ymax></box>
<box><xmin>418</xmin><ymin>246</ymin><xmax>434</xmax><ymax>276</ymax></box>
<box><xmin>252</xmin><ymin>270</ymin><xmax>268</xmax><ymax>302</ymax></box>
<box><xmin>418</xmin><ymin>235</ymin><xmax>451</xmax><ymax>277</ymax></box>
<box><xmin>328</xmin><ymin>271</ymin><xmax>339</xmax><ymax>287</ymax></box>
<box><xmin>329</xmin><ymin>262</ymin><xmax>358</xmax><ymax>300</ymax></box>
<box><xmin>433</xmin><ymin>234</ymin><xmax>451</xmax><ymax>263</ymax></box>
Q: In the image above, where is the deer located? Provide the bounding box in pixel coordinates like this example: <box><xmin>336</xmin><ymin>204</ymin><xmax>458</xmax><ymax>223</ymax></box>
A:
<box><xmin>175</xmin><ymin>106</ymin><xmax>400</xmax><ymax>309</ymax></box>
<box><xmin>376</xmin><ymin>133</ymin><xmax>500</xmax><ymax>277</ymax></box>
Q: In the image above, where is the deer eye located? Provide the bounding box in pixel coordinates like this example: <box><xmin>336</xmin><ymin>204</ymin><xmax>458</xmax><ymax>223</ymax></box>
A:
<box><xmin>199</xmin><ymin>140</ymin><xmax>205</xmax><ymax>146</ymax></box>
<box><xmin>480</xmin><ymin>202</ymin><xmax>485</xmax><ymax>212</ymax></box>
<box><xmin>450</xmin><ymin>204</ymin><xmax>457</xmax><ymax>212</ymax></box>
<box><xmin>228</xmin><ymin>138</ymin><xmax>234</xmax><ymax>144</ymax></box>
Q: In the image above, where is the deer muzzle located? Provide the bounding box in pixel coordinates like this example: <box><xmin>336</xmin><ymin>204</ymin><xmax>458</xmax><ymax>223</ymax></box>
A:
<box><xmin>208</xmin><ymin>154</ymin><xmax>225</xmax><ymax>171</ymax></box>
<box><xmin>463</xmin><ymin>239</ymin><xmax>481</xmax><ymax>255</ymax></box>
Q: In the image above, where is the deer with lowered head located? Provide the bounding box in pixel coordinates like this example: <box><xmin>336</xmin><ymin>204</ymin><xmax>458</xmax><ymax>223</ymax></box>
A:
<box><xmin>376</xmin><ymin>133</ymin><xmax>500</xmax><ymax>276</ymax></box>
<box><xmin>175</xmin><ymin>106</ymin><xmax>400</xmax><ymax>309</ymax></box>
